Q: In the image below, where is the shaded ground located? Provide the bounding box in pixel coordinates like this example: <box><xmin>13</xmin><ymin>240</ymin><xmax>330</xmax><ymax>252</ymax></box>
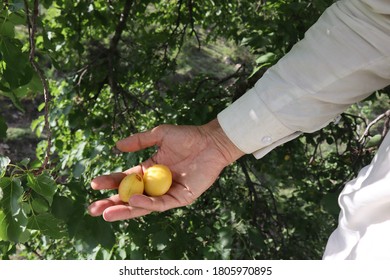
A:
<box><xmin>0</xmin><ymin>97</ymin><xmax>42</xmax><ymax>163</ymax></box>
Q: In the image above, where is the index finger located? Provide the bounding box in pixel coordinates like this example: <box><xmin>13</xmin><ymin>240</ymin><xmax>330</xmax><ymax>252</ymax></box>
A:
<box><xmin>90</xmin><ymin>165</ymin><xmax>143</xmax><ymax>190</ymax></box>
<box><xmin>116</xmin><ymin>126</ymin><xmax>164</xmax><ymax>152</ymax></box>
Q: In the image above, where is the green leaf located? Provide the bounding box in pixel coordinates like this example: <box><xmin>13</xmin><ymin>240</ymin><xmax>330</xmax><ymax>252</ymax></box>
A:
<box><xmin>72</xmin><ymin>161</ymin><xmax>86</xmax><ymax>179</ymax></box>
<box><xmin>0</xmin><ymin>210</ymin><xmax>8</xmax><ymax>241</ymax></box>
<box><xmin>8</xmin><ymin>1</ymin><xmax>25</xmax><ymax>12</ymax></box>
<box><xmin>2</xmin><ymin>64</ymin><xmax>34</xmax><ymax>90</ymax></box>
<box><xmin>26</xmin><ymin>172</ymin><xmax>58</xmax><ymax>205</ymax></box>
<box><xmin>27</xmin><ymin>212</ymin><xmax>67</xmax><ymax>239</ymax></box>
<box><xmin>13</xmin><ymin>72</ymin><xmax>44</xmax><ymax>97</ymax></box>
<box><xmin>0</xmin><ymin>178</ymin><xmax>21</xmax><ymax>216</ymax></box>
<box><xmin>0</xmin><ymin>91</ymin><xmax>24</xmax><ymax>112</ymax></box>
<box><xmin>19</xmin><ymin>158</ymin><xmax>30</xmax><ymax>168</ymax></box>
<box><xmin>17</xmin><ymin>227</ymin><xmax>31</xmax><ymax>243</ymax></box>
<box><xmin>7</xmin><ymin>12</ymin><xmax>26</xmax><ymax>26</ymax></box>
<box><xmin>91</xmin><ymin>217</ymin><xmax>116</xmax><ymax>249</ymax></box>
<box><xmin>366</xmin><ymin>134</ymin><xmax>382</xmax><ymax>148</ymax></box>
<box><xmin>151</xmin><ymin>230</ymin><xmax>169</xmax><ymax>251</ymax></box>
<box><xmin>321</xmin><ymin>192</ymin><xmax>340</xmax><ymax>216</ymax></box>
<box><xmin>31</xmin><ymin>115</ymin><xmax>45</xmax><ymax>137</ymax></box>
<box><xmin>77</xmin><ymin>216</ymin><xmax>116</xmax><ymax>249</ymax></box>
<box><xmin>0</xmin><ymin>21</ymin><xmax>15</xmax><ymax>38</ymax></box>
<box><xmin>0</xmin><ymin>37</ymin><xmax>24</xmax><ymax>69</ymax></box>
<box><xmin>0</xmin><ymin>240</ymin><xmax>15</xmax><ymax>259</ymax></box>
<box><xmin>255</xmin><ymin>52</ymin><xmax>275</xmax><ymax>64</ymax></box>
<box><xmin>0</xmin><ymin>156</ymin><xmax>10</xmax><ymax>178</ymax></box>
<box><xmin>0</xmin><ymin>178</ymin><xmax>28</xmax><ymax>242</ymax></box>
<box><xmin>51</xmin><ymin>196</ymin><xmax>74</xmax><ymax>222</ymax></box>
<box><xmin>31</xmin><ymin>197</ymin><xmax>49</xmax><ymax>214</ymax></box>
<box><xmin>0</xmin><ymin>37</ymin><xmax>32</xmax><ymax>90</ymax></box>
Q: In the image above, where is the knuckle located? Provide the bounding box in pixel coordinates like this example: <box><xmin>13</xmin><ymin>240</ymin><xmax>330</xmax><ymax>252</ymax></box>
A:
<box><xmin>152</xmin><ymin>124</ymin><xmax>170</xmax><ymax>136</ymax></box>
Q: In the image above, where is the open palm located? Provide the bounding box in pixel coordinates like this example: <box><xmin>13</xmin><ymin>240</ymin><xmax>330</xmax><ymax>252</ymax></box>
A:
<box><xmin>87</xmin><ymin>120</ymin><xmax>244</xmax><ymax>221</ymax></box>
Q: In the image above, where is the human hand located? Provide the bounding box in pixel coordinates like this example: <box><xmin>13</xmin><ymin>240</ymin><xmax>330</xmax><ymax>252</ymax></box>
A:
<box><xmin>87</xmin><ymin>119</ymin><xmax>245</xmax><ymax>221</ymax></box>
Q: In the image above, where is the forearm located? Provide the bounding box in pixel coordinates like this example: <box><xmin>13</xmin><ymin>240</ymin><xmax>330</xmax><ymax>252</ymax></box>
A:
<box><xmin>218</xmin><ymin>0</ymin><xmax>390</xmax><ymax>159</ymax></box>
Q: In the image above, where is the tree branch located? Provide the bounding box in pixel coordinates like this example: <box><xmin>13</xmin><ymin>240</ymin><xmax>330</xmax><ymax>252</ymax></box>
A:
<box><xmin>172</xmin><ymin>0</ymin><xmax>184</xmax><ymax>37</ymax></box>
<box><xmin>109</xmin><ymin>0</ymin><xmax>133</xmax><ymax>52</ymax></box>
<box><xmin>24</xmin><ymin>0</ymin><xmax>52</xmax><ymax>172</ymax></box>
<box><xmin>107</xmin><ymin>0</ymin><xmax>133</xmax><ymax>131</ymax></box>
<box><xmin>359</xmin><ymin>109</ymin><xmax>390</xmax><ymax>143</ymax></box>
<box><xmin>187</xmin><ymin>0</ymin><xmax>201</xmax><ymax>49</ymax></box>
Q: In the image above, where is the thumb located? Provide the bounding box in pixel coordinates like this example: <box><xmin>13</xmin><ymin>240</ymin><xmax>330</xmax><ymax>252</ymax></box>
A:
<box><xmin>116</xmin><ymin>126</ymin><xmax>164</xmax><ymax>152</ymax></box>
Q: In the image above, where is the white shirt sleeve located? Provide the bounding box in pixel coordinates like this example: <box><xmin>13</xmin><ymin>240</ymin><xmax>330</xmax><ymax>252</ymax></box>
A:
<box><xmin>323</xmin><ymin>131</ymin><xmax>390</xmax><ymax>259</ymax></box>
<box><xmin>217</xmin><ymin>0</ymin><xmax>390</xmax><ymax>159</ymax></box>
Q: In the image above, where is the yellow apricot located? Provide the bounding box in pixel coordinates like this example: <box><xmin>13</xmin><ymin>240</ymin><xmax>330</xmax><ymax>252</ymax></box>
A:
<box><xmin>118</xmin><ymin>173</ymin><xmax>144</xmax><ymax>203</ymax></box>
<box><xmin>143</xmin><ymin>164</ymin><xmax>172</xmax><ymax>196</ymax></box>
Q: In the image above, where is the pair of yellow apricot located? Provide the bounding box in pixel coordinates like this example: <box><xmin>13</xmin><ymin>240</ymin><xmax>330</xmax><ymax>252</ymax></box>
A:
<box><xmin>118</xmin><ymin>164</ymin><xmax>172</xmax><ymax>203</ymax></box>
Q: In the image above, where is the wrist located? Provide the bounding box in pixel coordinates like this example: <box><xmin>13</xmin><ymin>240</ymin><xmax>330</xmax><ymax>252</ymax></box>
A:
<box><xmin>201</xmin><ymin>118</ymin><xmax>245</xmax><ymax>166</ymax></box>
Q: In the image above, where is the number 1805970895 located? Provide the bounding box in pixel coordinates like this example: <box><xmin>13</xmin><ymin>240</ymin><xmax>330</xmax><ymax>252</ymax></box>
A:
<box><xmin>212</xmin><ymin>266</ymin><xmax>272</xmax><ymax>276</ymax></box>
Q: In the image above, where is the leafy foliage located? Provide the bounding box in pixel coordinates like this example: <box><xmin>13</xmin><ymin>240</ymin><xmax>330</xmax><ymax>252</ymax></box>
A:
<box><xmin>0</xmin><ymin>0</ymin><xmax>389</xmax><ymax>260</ymax></box>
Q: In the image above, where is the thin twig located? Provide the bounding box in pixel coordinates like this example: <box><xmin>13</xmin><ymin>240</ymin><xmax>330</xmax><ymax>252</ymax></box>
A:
<box><xmin>187</xmin><ymin>0</ymin><xmax>201</xmax><ymax>49</ymax></box>
<box><xmin>308</xmin><ymin>136</ymin><xmax>321</xmax><ymax>165</ymax></box>
<box><xmin>382</xmin><ymin>113</ymin><xmax>390</xmax><ymax>138</ymax></box>
<box><xmin>172</xmin><ymin>0</ymin><xmax>184</xmax><ymax>37</ymax></box>
<box><xmin>239</xmin><ymin>158</ymin><xmax>286</xmax><ymax>253</ymax></box>
<box><xmin>192</xmin><ymin>64</ymin><xmax>245</xmax><ymax>97</ymax></box>
<box><xmin>359</xmin><ymin>109</ymin><xmax>390</xmax><ymax>143</ymax></box>
<box><xmin>23</xmin><ymin>243</ymin><xmax>44</xmax><ymax>260</ymax></box>
<box><xmin>24</xmin><ymin>0</ymin><xmax>52</xmax><ymax>171</ymax></box>
<box><xmin>107</xmin><ymin>0</ymin><xmax>133</xmax><ymax>131</ymax></box>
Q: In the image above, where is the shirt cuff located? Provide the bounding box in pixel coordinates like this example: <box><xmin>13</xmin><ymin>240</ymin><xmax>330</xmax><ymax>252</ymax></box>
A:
<box><xmin>217</xmin><ymin>87</ymin><xmax>297</xmax><ymax>159</ymax></box>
